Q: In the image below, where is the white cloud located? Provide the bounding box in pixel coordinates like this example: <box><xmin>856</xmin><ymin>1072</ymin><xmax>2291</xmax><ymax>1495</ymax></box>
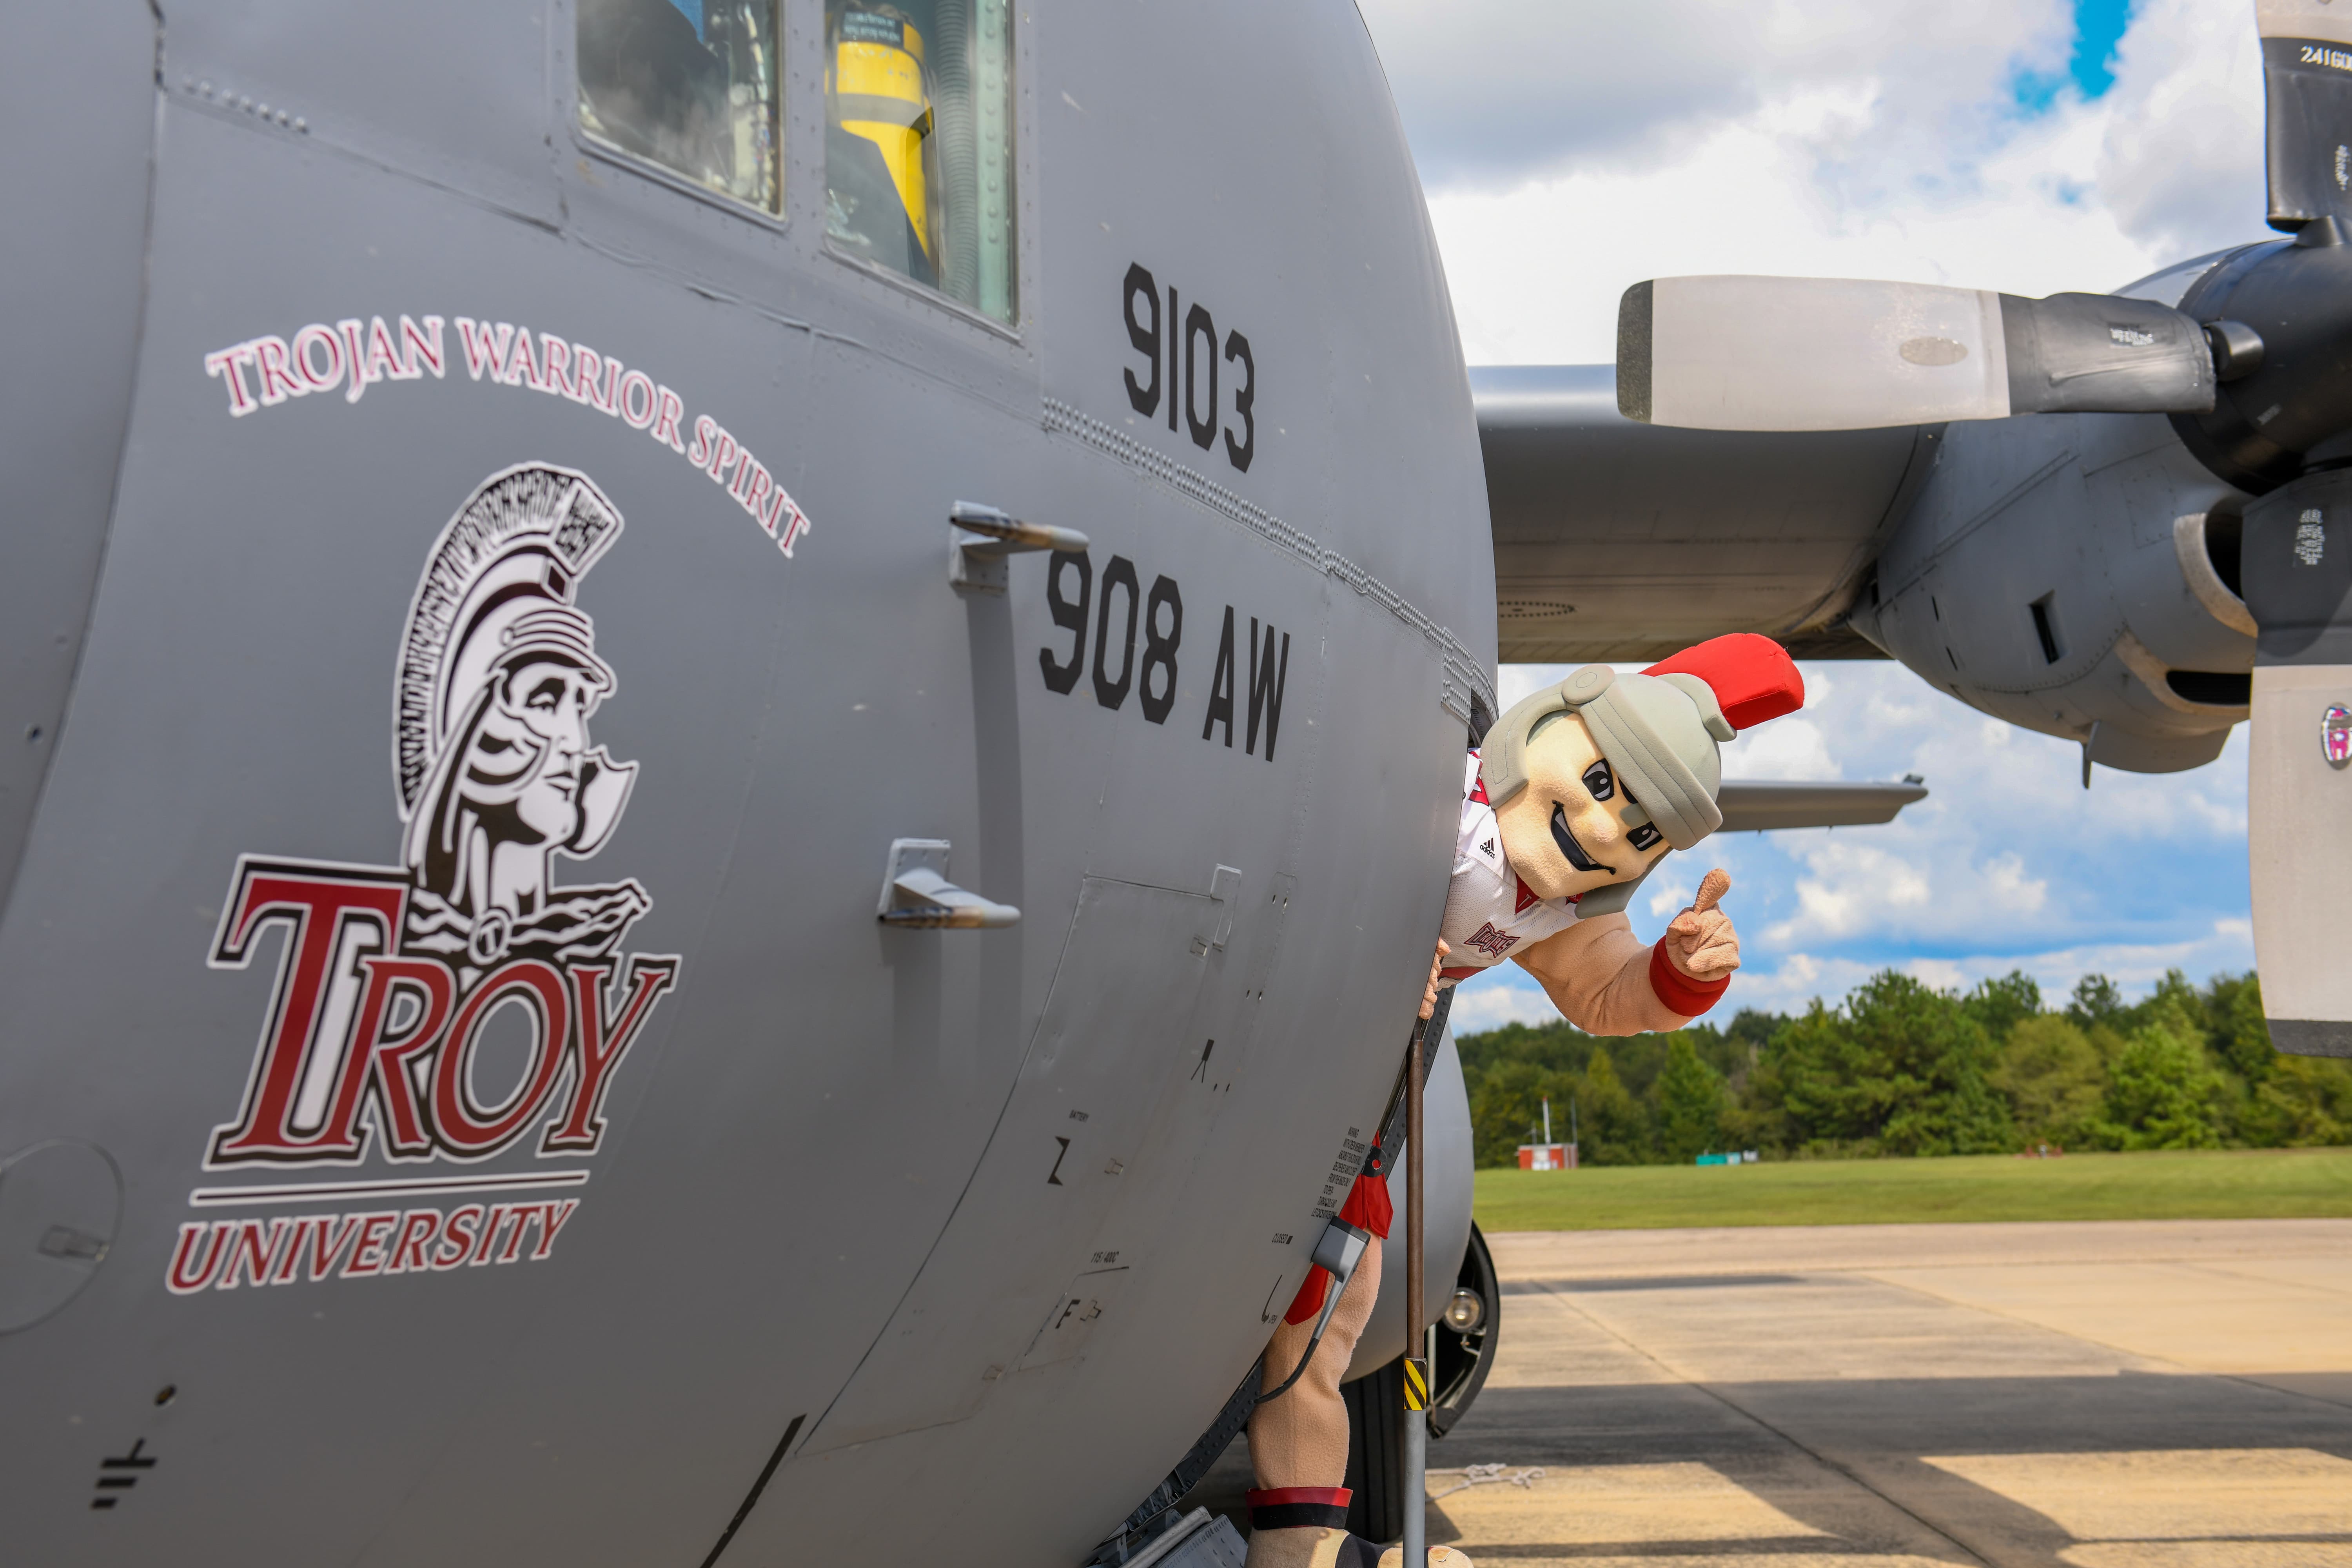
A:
<box><xmin>1646</xmin><ymin>872</ymin><xmax>1698</xmax><ymax>920</ymax></box>
<box><xmin>1725</xmin><ymin>952</ymin><xmax>1890</xmax><ymax>1015</ymax></box>
<box><xmin>1755</xmin><ymin>915</ymin><xmax>2258</xmax><ymax>1014</ymax></box>
<box><xmin>1356</xmin><ymin>0</ymin><xmax>2084</xmax><ymax>190</ymax></box>
<box><xmin>1359</xmin><ymin>0</ymin><xmax>2269</xmax><ymax>365</ymax></box>
<box><xmin>1719</xmin><ymin>715</ymin><xmax>1841</xmax><ymax>782</ymax></box>
<box><xmin>2092</xmin><ymin>0</ymin><xmax>2268</xmax><ymax>259</ymax></box>
<box><xmin>1495</xmin><ymin>662</ymin><xmax>1579</xmax><ymax>709</ymax></box>
<box><xmin>1444</xmin><ymin>973</ymin><xmax>1566</xmax><ymax>1034</ymax></box>
<box><xmin>1765</xmin><ymin>838</ymin><xmax>1939</xmax><ymax>944</ymax></box>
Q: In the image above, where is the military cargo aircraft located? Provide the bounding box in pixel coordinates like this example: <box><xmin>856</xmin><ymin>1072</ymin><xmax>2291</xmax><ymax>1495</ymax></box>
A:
<box><xmin>0</xmin><ymin>1</ymin><xmax>2322</xmax><ymax>1566</ymax></box>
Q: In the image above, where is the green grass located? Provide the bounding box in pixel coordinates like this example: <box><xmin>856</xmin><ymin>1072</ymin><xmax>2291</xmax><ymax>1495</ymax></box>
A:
<box><xmin>1474</xmin><ymin>1147</ymin><xmax>2352</xmax><ymax>1231</ymax></box>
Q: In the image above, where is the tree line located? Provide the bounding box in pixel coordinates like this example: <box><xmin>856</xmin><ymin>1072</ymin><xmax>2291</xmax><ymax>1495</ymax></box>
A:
<box><xmin>1456</xmin><ymin>969</ymin><xmax>2352</xmax><ymax>1167</ymax></box>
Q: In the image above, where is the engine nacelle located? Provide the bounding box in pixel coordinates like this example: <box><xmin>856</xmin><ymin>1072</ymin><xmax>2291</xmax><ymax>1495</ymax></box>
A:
<box><xmin>1849</xmin><ymin>409</ymin><xmax>2256</xmax><ymax>773</ymax></box>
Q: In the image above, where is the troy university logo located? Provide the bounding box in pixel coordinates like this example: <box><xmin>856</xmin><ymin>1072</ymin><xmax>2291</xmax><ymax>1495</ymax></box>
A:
<box><xmin>1463</xmin><ymin>920</ymin><xmax>1518</xmax><ymax>960</ymax></box>
<box><xmin>207</xmin><ymin>465</ymin><xmax>678</xmax><ymax>1168</ymax></box>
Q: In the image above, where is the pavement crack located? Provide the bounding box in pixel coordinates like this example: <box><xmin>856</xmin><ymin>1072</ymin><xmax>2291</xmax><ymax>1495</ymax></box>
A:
<box><xmin>1857</xmin><ymin>1269</ymin><xmax>2352</xmax><ymax>1417</ymax></box>
<box><xmin>1531</xmin><ymin>1278</ymin><xmax>1995</xmax><ymax>1568</ymax></box>
<box><xmin>2215</xmin><ymin>1373</ymin><xmax>2352</xmax><ymax>1414</ymax></box>
<box><xmin>2178</xmin><ymin>1257</ymin><xmax>2352</xmax><ymax>1302</ymax></box>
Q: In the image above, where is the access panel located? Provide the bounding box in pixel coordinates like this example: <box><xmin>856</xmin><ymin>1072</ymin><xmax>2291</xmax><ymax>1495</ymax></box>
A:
<box><xmin>802</xmin><ymin>876</ymin><xmax>1214</xmax><ymax>1450</ymax></box>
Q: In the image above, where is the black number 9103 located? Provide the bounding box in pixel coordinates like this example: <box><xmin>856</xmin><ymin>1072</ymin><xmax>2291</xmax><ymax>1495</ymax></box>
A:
<box><xmin>1123</xmin><ymin>262</ymin><xmax>1255</xmax><ymax>474</ymax></box>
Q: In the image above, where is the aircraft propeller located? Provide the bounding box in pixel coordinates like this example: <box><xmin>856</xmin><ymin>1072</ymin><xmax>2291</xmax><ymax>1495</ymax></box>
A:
<box><xmin>1612</xmin><ymin>0</ymin><xmax>2352</xmax><ymax>1058</ymax></box>
<box><xmin>1613</xmin><ymin>276</ymin><xmax>2218</xmax><ymax>432</ymax></box>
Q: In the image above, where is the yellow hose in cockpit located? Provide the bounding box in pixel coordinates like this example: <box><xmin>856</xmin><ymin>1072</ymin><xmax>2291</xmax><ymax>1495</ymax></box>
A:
<box><xmin>831</xmin><ymin>9</ymin><xmax>935</xmax><ymax>260</ymax></box>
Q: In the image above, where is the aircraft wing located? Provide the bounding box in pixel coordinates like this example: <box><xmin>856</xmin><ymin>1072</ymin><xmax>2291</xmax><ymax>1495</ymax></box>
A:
<box><xmin>1716</xmin><ymin>779</ymin><xmax>1928</xmax><ymax>832</ymax></box>
<box><xmin>1475</xmin><ymin>365</ymin><xmax>1935</xmax><ymax>664</ymax></box>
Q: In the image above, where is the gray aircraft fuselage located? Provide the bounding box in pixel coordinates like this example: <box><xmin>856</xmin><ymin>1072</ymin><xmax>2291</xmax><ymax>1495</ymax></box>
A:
<box><xmin>0</xmin><ymin>4</ymin><xmax>1497</xmax><ymax>1564</ymax></box>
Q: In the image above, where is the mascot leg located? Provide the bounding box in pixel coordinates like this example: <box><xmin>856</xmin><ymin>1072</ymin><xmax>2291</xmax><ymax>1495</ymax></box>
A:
<box><xmin>1244</xmin><ymin>1237</ymin><xmax>1382</xmax><ymax>1568</ymax></box>
<box><xmin>1244</xmin><ymin>1237</ymin><xmax>1474</xmax><ymax>1568</ymax></box>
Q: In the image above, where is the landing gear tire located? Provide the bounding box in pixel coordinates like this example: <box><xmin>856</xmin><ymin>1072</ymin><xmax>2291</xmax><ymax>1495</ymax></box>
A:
<box><xmin>1341</xmin><ymin>1356</ymin><xmax>1408</xmax><ymax>1542</ymax></box>
<box><xmin>1429</xmin><ymin>1220</ymin><xmax>1499</xmax><ymax>1439</ymax></box>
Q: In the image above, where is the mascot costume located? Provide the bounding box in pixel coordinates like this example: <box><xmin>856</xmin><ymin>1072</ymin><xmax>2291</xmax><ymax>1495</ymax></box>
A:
<box><xmin>1241</xmin><ymin>635</ymin><xmax>1806</xmax><ymax>1568</ymax></box>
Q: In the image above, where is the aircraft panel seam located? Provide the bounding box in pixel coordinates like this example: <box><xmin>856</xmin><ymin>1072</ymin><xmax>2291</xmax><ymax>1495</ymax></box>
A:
<box><xmin>1041</xmin><ymin>397</ymin><xmax>1496</xmax><ymax>720</ymax></box>
<box><xmin>1882</xmin><ymin>445</ymin><xmax>2076</xmax><ymax>602</ymax></box>
<box><xmin>1957</xmin><ymin>621</ymin><xmax>2129</xmax><ymax>699</ymax></box>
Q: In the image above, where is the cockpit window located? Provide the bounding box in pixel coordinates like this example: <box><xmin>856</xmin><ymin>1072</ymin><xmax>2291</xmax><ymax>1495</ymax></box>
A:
<box><xmin>825</xmin><ymin>1</ymin><xmax>1018</xmax><ymax>325</ymax></box>
<box><xmin>578</xmin><ymin>0</ymin><xmax>782</xmax><ymax>214</ymax></box>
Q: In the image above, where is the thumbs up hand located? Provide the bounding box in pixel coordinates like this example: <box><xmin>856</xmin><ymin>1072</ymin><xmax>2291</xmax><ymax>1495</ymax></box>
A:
<box><xmin>1662</xmin><ymin>868</ymin><xmax>1740</xmax><ymax>980</ymax></box>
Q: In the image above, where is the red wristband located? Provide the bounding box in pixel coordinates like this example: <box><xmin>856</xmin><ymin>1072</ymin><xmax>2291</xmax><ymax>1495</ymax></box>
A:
<box><xmin>1649</xmin><ymin>942</ymin><xmax>1730</xmax><ymax>1017</ymax></box>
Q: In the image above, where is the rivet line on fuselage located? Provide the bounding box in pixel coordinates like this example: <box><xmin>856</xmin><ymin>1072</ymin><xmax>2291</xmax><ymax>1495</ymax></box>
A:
<box><xmin>1041</xmin><ymin>397</ymin><xmax>1495</xmax><ymax>721</ymax></box>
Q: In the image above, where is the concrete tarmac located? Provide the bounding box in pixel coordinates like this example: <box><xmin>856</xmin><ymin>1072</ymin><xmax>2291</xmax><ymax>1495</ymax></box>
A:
<box><xmin>1194</xmin><ymin>1219</ymin><xmax>2352</xmax><ymax>1566</ymax></box>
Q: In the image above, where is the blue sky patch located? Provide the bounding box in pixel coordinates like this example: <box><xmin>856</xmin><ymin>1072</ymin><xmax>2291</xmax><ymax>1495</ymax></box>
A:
<box><xmin>2014</xmin><ymin>0</ymin><xmax>2135</xmax><ymax>113</ymax></box>
<box><xmin>2070</xmin><ymin>0</ymin><xmax>2134</xmax><ymax>96</ymax></box>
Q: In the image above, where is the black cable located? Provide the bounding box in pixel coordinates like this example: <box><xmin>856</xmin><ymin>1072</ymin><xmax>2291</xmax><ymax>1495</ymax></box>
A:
<box><xmin>1254</xmin><ymin>1281</ymin><xmax>1348</xmax><ymax>1406</ymax></box>
<box><xmin>1259</xmin><ymin>987</ymin><xmax>1454</xmax><ymax>1409</ymax></box>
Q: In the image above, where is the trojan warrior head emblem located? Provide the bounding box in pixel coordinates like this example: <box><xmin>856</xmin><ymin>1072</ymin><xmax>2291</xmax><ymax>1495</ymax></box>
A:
<box><xmin>393</xmin><ymin>465</ymin><xmax>650</xmax><ymax>974</ymax></box>
<box><xmin>197</xmin><ymin>463</ymin><xmax>679</xmax><ymax>1177</ymax></box>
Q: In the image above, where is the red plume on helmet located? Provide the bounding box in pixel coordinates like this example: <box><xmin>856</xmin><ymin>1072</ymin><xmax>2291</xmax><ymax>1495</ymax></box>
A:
<box><xmin>1643</xmin><ymin>633</ymin><xmax>1805</xmax><ymax>733</ymax></box>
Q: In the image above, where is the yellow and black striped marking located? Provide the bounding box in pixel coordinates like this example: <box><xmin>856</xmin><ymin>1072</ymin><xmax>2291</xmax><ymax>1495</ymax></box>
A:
<box><xmin>1402</xmin><ymin>1356</ymin><xmax>1429</xmax><ymax>1411</ymax></box>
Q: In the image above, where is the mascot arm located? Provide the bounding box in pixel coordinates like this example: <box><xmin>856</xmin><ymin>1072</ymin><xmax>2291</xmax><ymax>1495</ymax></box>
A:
<box><xmin>1514</xmin><ymin>912</ymin><xmax>1719</xmax><ymax>1035</ymax></box>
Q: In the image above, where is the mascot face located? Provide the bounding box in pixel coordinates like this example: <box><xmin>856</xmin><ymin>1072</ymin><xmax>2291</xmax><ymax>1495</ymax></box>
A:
<box><xmin>1492</xmin><ymin>711</ymin><xmax>1671</xmax><ymax>902</ymax></box>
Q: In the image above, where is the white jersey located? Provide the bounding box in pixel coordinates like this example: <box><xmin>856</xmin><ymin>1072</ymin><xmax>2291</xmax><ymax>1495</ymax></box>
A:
<box><xmin>1439</xmin><ymin>751</ymin><xmax>1581</xmax><ymax>980</ymax></box>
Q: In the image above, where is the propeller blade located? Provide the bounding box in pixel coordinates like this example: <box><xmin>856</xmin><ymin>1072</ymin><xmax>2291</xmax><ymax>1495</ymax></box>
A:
<box><xmin>2259</xmin><ymin>0</ymin><xmax>2352</xmax><ymax>234</ymax></box>
<box><xmin>2241</xmin><ymin>468</ymin><xmax>2352</xmax><ymax>1058</ymax></box>
<box><xmin>1618</xmin><ymin>276</ymin><xmax>2216</xmax><ymax>431</ymax></box>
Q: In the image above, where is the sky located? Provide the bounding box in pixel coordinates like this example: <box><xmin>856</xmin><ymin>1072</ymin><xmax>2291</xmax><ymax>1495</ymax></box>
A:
<box><xmin>1349</xmin><ymin>0</ymin><xmax>2272</xmax><ymax>1032</ymax></box>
